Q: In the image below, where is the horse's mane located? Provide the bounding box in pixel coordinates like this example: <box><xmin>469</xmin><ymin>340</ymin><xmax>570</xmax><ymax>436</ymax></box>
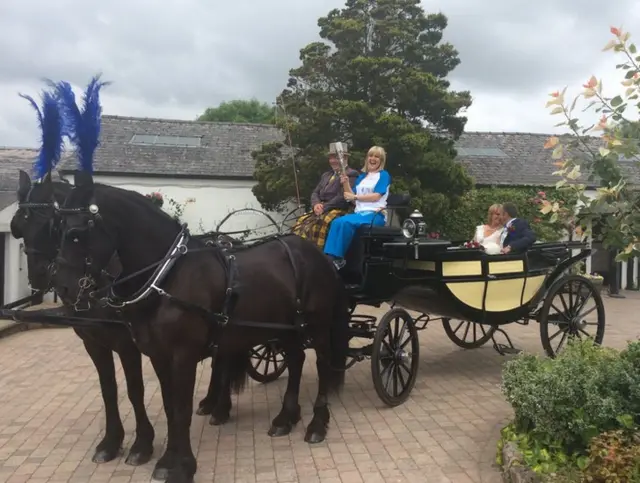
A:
<box><xmin>91</xmin><ymin>182</ymin><xmax>183</xmax><ymax>230</ymax></box>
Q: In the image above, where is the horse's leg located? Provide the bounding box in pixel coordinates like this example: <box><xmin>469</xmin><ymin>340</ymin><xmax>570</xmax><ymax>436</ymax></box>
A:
<box><xmin>150</xmin><ymin>357</ymin><xmax>177</xmax><ymax>482</ymax></box>
<box><xmin>80</xmin><ymin>337</ymin><xmax>125</xmax><ymax>463</ymax></box>
<box><xmin>268</xmin><ymin>342</ymin><xmax>304</xmax><ymax>437</ymax></box>
<box><xmin>209</xmin><ymin>356</ymin><xmax>233</xmax><ymax>426</ymax></box>
<box><xmin>195</xmin><ymin>357</ymin><xmax>216</xmax><ymax>415</ymax></box>
<box><xmin>116</xmin><ymin>343</ymin><xmax>155</xmax><ymax>466</ymax></box>
<box><xmin>304</xmin><ymin>354</ymin><xmax>332</xmax><ymax>444</ymax></box>
<box><xmin>166</xmin><ymin>351</ymin><xmax>199</xmax><ymax>483</ymax></box>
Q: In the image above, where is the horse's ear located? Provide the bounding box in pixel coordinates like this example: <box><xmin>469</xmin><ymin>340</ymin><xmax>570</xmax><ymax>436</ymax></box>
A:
<box><xmin>17</xmin><ymin>170</ymin><xmax>31</xmax><ymax>202</ymax></box>
<box><xmin>74</xmin><ymin>170</ymin><xmax>94</xmax><ymax>189</ymax></box>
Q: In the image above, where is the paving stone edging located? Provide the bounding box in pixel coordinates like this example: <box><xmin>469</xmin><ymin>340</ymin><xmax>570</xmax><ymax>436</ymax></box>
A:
<box><xmin>501</xmin><ymin>441</ymin><xmax>541</xmax><ymax>483</ymax></box>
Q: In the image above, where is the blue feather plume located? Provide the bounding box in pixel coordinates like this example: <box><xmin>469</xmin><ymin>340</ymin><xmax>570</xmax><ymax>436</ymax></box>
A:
<box><xmin>53</xmin><ymin>74</ymin><xmax>110</xmax><ymax>173</ymax></box>
<box><xmin>18</xmin><ymin>88</ymin><xmax>65</xmax><ymax>180</ymax></box>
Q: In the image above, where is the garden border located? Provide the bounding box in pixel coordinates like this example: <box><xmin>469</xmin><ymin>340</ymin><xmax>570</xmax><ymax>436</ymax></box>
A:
<box><xmin>501</xmin><ymin>441</ymin><xmax>541</xmax><ymax>483</ymax></box>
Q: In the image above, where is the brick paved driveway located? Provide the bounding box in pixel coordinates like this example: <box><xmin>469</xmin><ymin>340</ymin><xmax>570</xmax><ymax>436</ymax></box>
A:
<box><xmin>0</xmin><ymin>293</ymin><xmax>637</xmax><ymax>483</ymax></box>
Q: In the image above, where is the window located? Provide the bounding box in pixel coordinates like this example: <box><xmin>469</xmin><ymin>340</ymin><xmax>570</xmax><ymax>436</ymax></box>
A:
<box><xmin>456</xmin><ymin>147</ymin><xmax>507</xmax><ymax>157</ymax></box>
<box><xmin>129</xmin><ymin>134</ymin><xmax>202</xmax><ymax>147</ymax></box>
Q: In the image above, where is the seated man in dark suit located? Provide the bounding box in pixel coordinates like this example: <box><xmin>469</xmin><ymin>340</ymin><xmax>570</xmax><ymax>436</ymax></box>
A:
<box><xmin>499</xmin><ymin>202</ymin><xmax>537</xmax><ymax>254</ymax></box>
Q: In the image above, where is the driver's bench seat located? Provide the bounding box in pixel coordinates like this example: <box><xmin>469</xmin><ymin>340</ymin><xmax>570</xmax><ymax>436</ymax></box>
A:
<box><xmin>341</xmin><ymin>193</ymin><xmax>412</xmax><ymax>285</ymax></box>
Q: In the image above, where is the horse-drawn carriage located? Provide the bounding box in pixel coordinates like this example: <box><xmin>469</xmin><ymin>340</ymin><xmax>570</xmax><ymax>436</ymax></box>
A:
<box><xmin>219</xmin><ymin>195</ymin><xmax>605</xmax><ymax>406</ymax></box>
<box><xmin>3</xmin><ymin>78</ymin><xmax>605</xmax><ymax>483</ymax></box>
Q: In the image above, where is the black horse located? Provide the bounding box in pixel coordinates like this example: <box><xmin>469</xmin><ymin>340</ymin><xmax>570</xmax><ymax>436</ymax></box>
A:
<box><xmin>10</xmin><ymin>171</ymin><xmax>157</xmax><ymax>467</ymax></box>
<box><xmin>10</xmin><ymin>171</ymin><xmax>261</xmax><ymax>468</ymax></box>
<box><xmin>52</xmin><ymin>171</ymin><xmax>350</xmax><ymax>483</ymax></box>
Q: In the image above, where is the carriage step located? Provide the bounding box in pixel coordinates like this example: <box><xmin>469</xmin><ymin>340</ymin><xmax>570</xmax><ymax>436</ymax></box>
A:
<box><xmin>494</xmin><ymin>344</ymin><xmax>523</xmax><ymax>356</ymax></box>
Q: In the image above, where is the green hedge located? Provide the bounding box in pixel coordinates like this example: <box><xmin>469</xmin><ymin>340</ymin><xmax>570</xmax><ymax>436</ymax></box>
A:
<box><xmin>499</xmin><ymin>339</ymin><xmax>640</xmax><ymax>480</ymax></box>
<box><xmin>438</xmin><ymin>185</ymin><xmax>576</xmax><ymax>242</ymax></box>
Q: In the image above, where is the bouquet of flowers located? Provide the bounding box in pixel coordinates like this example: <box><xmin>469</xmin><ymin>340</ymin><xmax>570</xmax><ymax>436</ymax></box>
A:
<box><xmin>463</xmin><ymin>240</ymin><xmax>482</xmax><ymax>249</ymax></box>
<box><xmin>145</xmin><ymin>191</ymin><xmax>164</xmax><ymax>208</ymax></box>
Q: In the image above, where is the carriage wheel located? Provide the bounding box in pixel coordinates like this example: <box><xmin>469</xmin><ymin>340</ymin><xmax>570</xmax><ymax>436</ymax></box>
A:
<box><xmin>279</xmin><ymin>206</ymin><xmax>306</xmax><ymax>233</ymax></box>
<box><xmin>247</xmin><ymin>341</ymin><xmax>288</xmax><ymax>383</ymax></box>
<box><xmin>539</xmin><ymin>274</ymin><xmax>606</xmax><ymax>358</ymax></box>
<box><xmin>442</xmin><ymin>319</ymin><xmax>497</xmax><ymax>349</ymax></box>
<box><xmin>371</xmin><ymin>308</ymin><xmax>420</xmax><ymax>407</ymax></box>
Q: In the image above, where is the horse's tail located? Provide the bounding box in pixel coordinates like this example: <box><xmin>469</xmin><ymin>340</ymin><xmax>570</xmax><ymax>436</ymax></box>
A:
<box><xmin>327</xmin><ymin>279</ymin><xmax>350</xmax><ymax>393</ymax></box>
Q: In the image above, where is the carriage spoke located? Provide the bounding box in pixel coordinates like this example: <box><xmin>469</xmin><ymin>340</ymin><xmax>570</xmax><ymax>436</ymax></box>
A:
<box><xmin>573</xmin><ymin>293</ymin><xmax>592</xmax><ymax>316</ymax></box>
<box><xmin>554</xmin><ymin>331</ymin><xmax>569</xmax><ymax>354</ymax></box>
<box><xmin>577</xmin><ymin>305</ymin><xmax>597</xmax><ymax>318</ymax></box>
<box><xmin>396</xmin><ymin>365</ymin><xmax>407</xmax><ymax>392</ymax></box>
<box><xmin>462</xmin><ymin>322</ymin><xmax>471</xmax><ymax>341</ymax></box>
<box><xmin>392</xmin><ymin>365</ymin><xmax>399</xmax><ymax>397</ymax></box>
<box><xmin>548</xmin><ymin>328</ymin><xmax>565</xmax><ymax>342</ymax></box>
<box><xmin>550</xmin><ymin>303</ymin><xmax>571</xmax><ymax>322</ymax></box>
<box><xmin>558</xmin><ymin>293</ymin><xmax>571</xmax><ymax>317</ymax></box>
<box><xmin>579</xmin><ymin>329</ymin><xmax>592</xmax><ymax>338</ymax></box>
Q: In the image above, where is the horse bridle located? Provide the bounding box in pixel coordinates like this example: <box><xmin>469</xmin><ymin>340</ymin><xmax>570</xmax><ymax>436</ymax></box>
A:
<box><xmin>17</xmin><ymin>187</ymin><xmax>64</xmax><ymax>286</ymax></box>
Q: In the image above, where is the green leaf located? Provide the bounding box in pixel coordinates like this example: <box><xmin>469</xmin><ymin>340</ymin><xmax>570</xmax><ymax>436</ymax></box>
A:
<box><xmin>611</xmin><ymin>95</ymin><xmax>624</xmax><ymax>107</ymax></box>
<box><xmin>616</xmin><ymin>413</ymin><xmax>635</xmax><ymax>429</ymax></box>
<box><xmin>630</xmin><ymin>43</ymin><xmax>637</xmax><ymax>54</ymax></box>
<box><xmin>576</xmin><ymin>456</ymin><xmax>590</xmax><ymax>470</ymax></box>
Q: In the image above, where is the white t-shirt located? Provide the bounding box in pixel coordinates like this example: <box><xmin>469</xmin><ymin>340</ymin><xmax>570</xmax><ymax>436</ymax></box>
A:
<box><xmin>354</xmin><ymin>170</ymin><xmax>391</xmax><ymax>213</ymax></box>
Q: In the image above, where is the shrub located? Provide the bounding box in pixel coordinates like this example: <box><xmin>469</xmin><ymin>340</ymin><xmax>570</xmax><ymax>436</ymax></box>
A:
<box><xmin>502</xmin><ymin>339</ymin><xmax>637</xmax><ymax>453</ymax></box>
<box><xmin>582</xmin><ymin>429</ymin><xmax>640</xmax><ymax>482</ymax></box>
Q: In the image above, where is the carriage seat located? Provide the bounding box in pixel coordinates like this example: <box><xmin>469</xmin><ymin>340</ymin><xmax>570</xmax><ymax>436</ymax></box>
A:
<box><xmin>356</xmin><ymin>192</ymin><xmax>411</xmax><ymax>237</ymax></box>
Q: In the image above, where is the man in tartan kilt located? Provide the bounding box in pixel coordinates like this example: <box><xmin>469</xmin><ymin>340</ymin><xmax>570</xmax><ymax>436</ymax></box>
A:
<box><xmin>293</xmin><ymin>143</ymin><xmax>359</xmax><ymax>249</ymax></box>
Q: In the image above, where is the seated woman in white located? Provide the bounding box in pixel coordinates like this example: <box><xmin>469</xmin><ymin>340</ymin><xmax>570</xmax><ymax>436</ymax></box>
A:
<box><xmin>473</xmin><ymin>204</ymin><xmax>504</xmax><ymax>255</ymax></box>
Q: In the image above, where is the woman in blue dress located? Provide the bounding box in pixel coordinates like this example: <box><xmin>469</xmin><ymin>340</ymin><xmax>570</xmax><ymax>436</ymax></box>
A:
<box><xmin>324</xmin><ymin>145</ymin><xmax>391</xmax><ymax>270</ymax></box>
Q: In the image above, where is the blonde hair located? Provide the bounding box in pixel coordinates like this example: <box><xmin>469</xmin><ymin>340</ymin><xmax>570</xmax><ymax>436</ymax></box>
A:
<box><xmin>487</xmin><ymin>203</ymin><xmax>503</xmax><ymax>225</ymax></box>
<box><xmin>363</xmin><ymin>146</ymin><xmax>387</xmax><ymax>172</ymax></box>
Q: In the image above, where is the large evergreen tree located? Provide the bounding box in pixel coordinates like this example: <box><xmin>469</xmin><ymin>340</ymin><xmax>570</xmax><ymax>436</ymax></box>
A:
<box><xmin>198</xmin><ymin>99</ymin><xmax>275</xmax><ymax>124</ymax></box>
<box><xmin>252</xmin><ymin>0</ymin><xmax>473</xmax><ymax>225</ymax></box>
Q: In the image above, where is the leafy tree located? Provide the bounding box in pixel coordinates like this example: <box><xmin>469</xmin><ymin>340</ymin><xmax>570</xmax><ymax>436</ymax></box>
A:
<box><xmin>542</xmin><ymin>26</ymin><xmax>640</xmax><ymax>260</ymax></box>
<box><xmin>252</xmin><ymin>0</ymin><xmax>473</xmax><ymax>226</ymax></box>
<box><xmin>198</xmin><ymin>99</ymin><xmax>275</xmax><ymax>124</ymax></box>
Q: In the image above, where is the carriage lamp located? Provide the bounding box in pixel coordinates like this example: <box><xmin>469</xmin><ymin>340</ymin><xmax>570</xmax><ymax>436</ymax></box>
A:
<box><xmin>402</xmin><ymin>210</ymin><xmax>426</xmax><ymax>239</ymax></box>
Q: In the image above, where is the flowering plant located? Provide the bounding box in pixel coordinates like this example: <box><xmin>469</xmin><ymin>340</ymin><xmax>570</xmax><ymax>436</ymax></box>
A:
<box><xmin>543</xmin><ymin>26</ymin><xmax>640</xmax><ymax>260</ymax></box>
<box><xmin>146</xmin><ymin>191</ymin><xmax>164</xmax><ymax>208</ymax></box>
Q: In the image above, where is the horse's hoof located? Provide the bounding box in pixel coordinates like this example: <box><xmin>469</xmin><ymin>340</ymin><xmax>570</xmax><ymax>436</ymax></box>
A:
<box><xmin>304</xmin><ymin>430</ymin><xmax>327</xmax><ymax>444</ymax></box>
<box><xmin>195</xmin><ymin>405</ymin><xmax>212</xmax><ymax>416</ymax></box>
<box><xmin>208</xmin><ymin>413</ymin><xmax>230</xmax><ymax>426</ymax></box>
<box><xmin>268</xmin><ymin>424</ymin><xmax>293</xmax><ymax>437</ymax></box>
<box><xmin>92</xmin><ymin>446</ymin><xmax>122</xmax><ymax>464</ymax></box>
<box><xmin>125</xmin><ymin>446</ymin><xmax>154</xmax><ymax>466</ymax></box>
<box><xmin>152</xmin><ymin>466</ymin><xmax>170</xmax><ymax>481</ymax></box>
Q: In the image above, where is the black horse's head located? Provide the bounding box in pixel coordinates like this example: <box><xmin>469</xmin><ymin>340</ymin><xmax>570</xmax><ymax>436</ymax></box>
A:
<box><xmin>55</xmin><ymin>171</ymin><xmax>116</xmax><ymax>307</ymax></box>
<box><xmin>10</xmin><ymin>170</ymin><xmax>67</xmax><ymax>291</ymax></box>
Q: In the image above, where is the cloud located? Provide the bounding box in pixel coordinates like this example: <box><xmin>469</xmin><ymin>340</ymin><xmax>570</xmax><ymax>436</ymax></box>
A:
<box><xmin>0</xmin><ymin>0</ymin><xmax>637</xmax><ymax>147</ymax></box>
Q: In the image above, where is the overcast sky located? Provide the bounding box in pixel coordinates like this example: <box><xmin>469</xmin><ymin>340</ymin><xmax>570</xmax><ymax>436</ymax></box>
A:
<box><xmin>0</xmin><ymin>0</ymin><xmax>638</xmax><ymax>148</ymax></box>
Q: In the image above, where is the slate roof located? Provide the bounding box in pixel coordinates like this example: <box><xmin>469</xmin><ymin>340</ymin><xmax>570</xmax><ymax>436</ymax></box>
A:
<box><xmin>58</xmin><ymin>115</ymin><xmax>282</xmax><ymax>179</ymax></box>
<box><xmin>0</xmin><ymin>148</ymin><xmax>39</xmax><ymax>211</ymax></box>
<box><xmin>5</xmin><ymin>115</ymin><xmax>639</xmax><ymax>189</ymax></box>
<box><xmin>454</xmin><ymin>132</ymin><xmax>640</xmax><ymax>188</ymax></box>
